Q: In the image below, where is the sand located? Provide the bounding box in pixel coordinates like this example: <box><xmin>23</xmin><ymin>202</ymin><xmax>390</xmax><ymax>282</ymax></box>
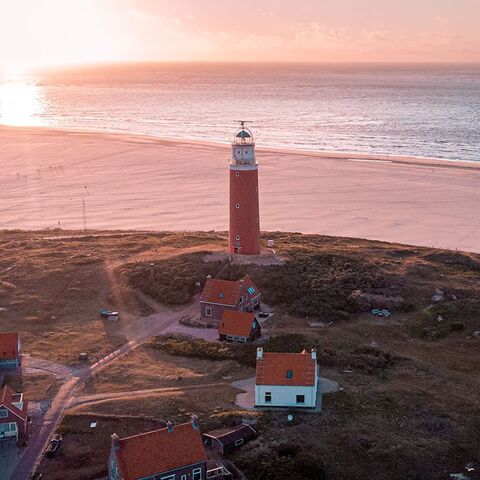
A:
<box><xmin>2</xmin><ymin>125</ymin><xmax>480</xmax><ymax>253</ymax></box>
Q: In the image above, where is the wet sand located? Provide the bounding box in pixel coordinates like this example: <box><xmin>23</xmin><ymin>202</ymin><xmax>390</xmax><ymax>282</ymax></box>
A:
<box><xmin>2</xmin><ymin>125</ymin><xmax>480</xmax><ymax>253</ymax></box>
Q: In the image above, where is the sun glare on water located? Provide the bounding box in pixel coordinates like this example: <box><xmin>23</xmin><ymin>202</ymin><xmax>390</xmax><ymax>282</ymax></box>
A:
<box><xmin>0</xmin><ymin>73</ymin><xmax>45</xmax><ymax>126</ymax></box>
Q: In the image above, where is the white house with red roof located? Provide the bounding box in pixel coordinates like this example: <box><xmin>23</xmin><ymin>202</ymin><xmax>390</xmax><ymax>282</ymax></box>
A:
<box><xmin>0</xmin><ymin>385</ymin><xmax>28</xmax><ymax>442</ymax></box>
<box><xmin>0</xmin><ymin>332</ymin><xmax>21</xmax><ymax>369</ymax></box>
<box><xmin>255</xmin><ymin>348</ymin><xmax>320</xmax><ymax>409</ymax></box>
<box><xmin>108</xmin><ymin>416</ymin><xmax>207</xmax><ymax>480</ymax></box>
<box><xmin>200</xmin><ymin>275</ymin><xmax>260</xmax><ymax>322</ymax></box>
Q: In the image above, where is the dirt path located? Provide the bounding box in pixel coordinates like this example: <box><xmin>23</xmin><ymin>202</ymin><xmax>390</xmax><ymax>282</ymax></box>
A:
<box><xmin>69</xmin><ymin>382</ymin><xmax>229</xmax><ymax>410</ymax></box>
<box><xmin>10</xmin><ymin>300</ymin><xmax>199</xmax><ymax>480</ymax></box>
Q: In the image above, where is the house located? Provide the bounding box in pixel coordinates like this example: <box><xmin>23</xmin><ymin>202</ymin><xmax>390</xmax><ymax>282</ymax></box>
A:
<box><xmin>203</xmin><ymin>424</ymin><xmax>256</xmax><ymax>455</ymax></box>
<box><xmin>255</xmin><ymin>347</ymin><xmax>320</xmax><ymax>409</ymax></box>
<box><xmin>108</xmin><ymin>416</ymin><xmax>207</xmax><ymax>480</ymax></box>
<box><xmin>200</xmin><ymin>275</ymin><xmax>260</xmax><ymax>322</ymax></box>
<box><xmin>0</xmin><ymin>332</ymin><xmax>21</xmax><ymax>369</ymax></box>
<box><xmin>0</xmin><ymin>385</ymin><xmax>28</xmax><ymax>442</ymax></box>
<box><xmin>218</xmin><ymin>311</ymin><xmax>261</xmax><ymax>343</ymax></box>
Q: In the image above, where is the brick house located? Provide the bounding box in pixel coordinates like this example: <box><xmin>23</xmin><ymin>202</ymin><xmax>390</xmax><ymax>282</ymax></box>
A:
<box><xmin>108</xmin><ymin>416</ymin><xmax>207</xmax><ymax>480</ymax></box>
<box><xmin>200</xmin><ymin>275</ymin><xmax>260</xmax><ymax>322</ymax></box>
<box><xmin>0</xmin><ymin>385</ymin><xmax>28</xmax><ymax>442</ymax></box>
<box><xmin>0</xmin><ymin>332</ymin><xmax>21</xmax><ymax>369</ymax></box>
<box><xmin>255</xmin><ymin>348</ymin><xmax>320</xmax><ymax>409</ymax></box>
<box><xmin>218</xmin><ymin>311</ymin><xmax>261</xmax><ymax>343</ymax></box>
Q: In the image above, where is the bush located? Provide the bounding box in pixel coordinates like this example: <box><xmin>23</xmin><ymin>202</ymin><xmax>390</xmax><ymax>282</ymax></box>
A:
<box><xmin>235</xmin><ymin>441</ymin><xmax>326</xmax><ymax>480</ymax></box>
<box><xmin>148</xmin><ymin>335</ymin><xmax>232</xmax><ymax>361</ymax></box>
<box><xmin>123</xmin><ymin>252</ymin><xmax>225</xmax><ymax>305</ymax></box>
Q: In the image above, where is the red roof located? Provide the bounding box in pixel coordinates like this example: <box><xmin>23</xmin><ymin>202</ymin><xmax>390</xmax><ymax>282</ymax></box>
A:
<box><xmin>200</xmin><ymin>275</ymin><xmax>259</xmax><ymax>306</ymax></box>
<box><xmin>0</xmin><ymin>332</ymin><xmax>19</xmax><ymax>361</ymax></box>
<box><xmin>256</xmin><ymin>350</ymin><xmax>317</xmax><ymax>387</ymax></box>
<box><xmin>115</xmin><ymin>422</ymin><xmax>207</xmax><ymax>480</ymax></box>
<box><xmin>0</xmin><ymin>385</ymin><xmax>28</xmax><ymax>420</ymax></box>
<box><xmin>219</xmin><ymin>311</ymin><xmax>256</xmax><ymax>337</ymax></box>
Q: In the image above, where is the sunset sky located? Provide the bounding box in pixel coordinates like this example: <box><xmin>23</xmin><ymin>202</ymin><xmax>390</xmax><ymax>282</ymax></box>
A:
<box><xmin>0</xmin><ymin>0</ymin><xmax>479</xmax><ymax>70</ymax></box>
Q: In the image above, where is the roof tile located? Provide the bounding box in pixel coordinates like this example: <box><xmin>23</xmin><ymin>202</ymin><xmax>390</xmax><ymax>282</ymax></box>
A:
<box><xmin>256</xmin><ymin>351</ymin><xmax>317</xmax><ymax>387</ymax></box>
<box><xmin>219</xmin><ymin>311</ymin><xmax>256</xmax><ymax>337</ymax></box>
<box><xmin>0</xmin><ymin>332</ymin><xmax>19</xmax><ymax>361</ymax></box>
<box><xmin>115</xmin><ymin>422</ymin><xmax>206</xmax><ymax>480</ymax></box>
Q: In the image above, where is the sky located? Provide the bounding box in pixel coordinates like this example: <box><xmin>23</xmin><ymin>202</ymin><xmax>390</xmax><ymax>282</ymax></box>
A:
<box><xmin>0</xmin><ymin>0</ymin><xmax>479</xmax><ymax>70</ymax></box>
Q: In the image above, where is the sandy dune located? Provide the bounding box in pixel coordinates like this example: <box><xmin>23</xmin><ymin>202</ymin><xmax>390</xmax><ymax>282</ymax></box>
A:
<box><xmin>2</xmin><ymin>126</ymin><xmax>480</xmax><ymax>253</ymax></box>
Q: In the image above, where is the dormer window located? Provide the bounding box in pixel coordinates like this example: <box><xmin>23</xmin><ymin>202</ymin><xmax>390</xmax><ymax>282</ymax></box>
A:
<box><xmin>286</xmin><ymin>370</ymin><xmax>293</xmax><ymax>379</ymax></box>
<box><xmin>0</xmin><ymin>408</ymin><xmax>8</xmax><ymax>418</ymax></box>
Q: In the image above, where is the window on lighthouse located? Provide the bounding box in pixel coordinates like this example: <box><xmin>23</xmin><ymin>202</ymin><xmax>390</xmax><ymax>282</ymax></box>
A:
<box><xmin>236</xmin><ymin>203</ymin><xmax>240</xmax><ymax>209</ymax></box>
<box><xmin>235</xmin><ymin>172</ymin><xmax>240</xmax><ymax>177</ymax></box>
<box><xmin>236</xmin><ymin>234</ymin><xmax>240</xmax><ymax>241</ymax></box>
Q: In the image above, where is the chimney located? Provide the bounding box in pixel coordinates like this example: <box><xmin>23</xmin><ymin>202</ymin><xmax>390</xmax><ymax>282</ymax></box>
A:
<box><xmin>311</xmin><ymin>348</ymin><xmax>317</xmax><ymax>360</ymax></box>
<box><xmin>111</xmin><ymin>433</ymin><xmax>120</xmax><ymax>450</ymax></box>
<box><xmin>167</xmin><ymin>421</ymin><xmax>174</xmax><ymax>433</ymax></box>
<box><xmin>191</xmin><ymin>415</ymin><xmax>199</xmax><ymax>430</ymax></box>
<box><xmin>256</xmin><ymin>347</ymin><xmax>263</xmax><ymax>359</ymax></box>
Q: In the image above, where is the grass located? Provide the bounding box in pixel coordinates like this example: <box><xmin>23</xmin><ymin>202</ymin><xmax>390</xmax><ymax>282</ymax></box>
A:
<box><xmin>2</xmin><ymin>373</ymin><xmax>58</xmax><ymax>400</ymax></box>
<box><xmin>81</xmin><ymin>345</ymin><xmax>253</xmax><ymax>394</ymax></box>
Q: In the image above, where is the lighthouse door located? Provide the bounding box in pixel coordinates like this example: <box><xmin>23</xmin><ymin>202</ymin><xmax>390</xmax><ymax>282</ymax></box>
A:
<box><xmin>233</xmin><ymin>246</ymin><xmax>241</xmax><ymax>254</ymax></box>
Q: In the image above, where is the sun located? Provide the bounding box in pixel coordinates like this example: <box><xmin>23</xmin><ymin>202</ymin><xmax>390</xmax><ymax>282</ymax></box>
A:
<box><xmin>0</xmin><ymin>73</ymin><xmax>44</xmax><ymax>126</ymax></box>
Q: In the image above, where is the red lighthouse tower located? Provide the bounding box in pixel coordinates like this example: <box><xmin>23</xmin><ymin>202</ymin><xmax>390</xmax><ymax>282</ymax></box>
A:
<box><xmin>229</xmin><ymin>122</ymin><xmax>261</xmax><ymax>255</ymax></box>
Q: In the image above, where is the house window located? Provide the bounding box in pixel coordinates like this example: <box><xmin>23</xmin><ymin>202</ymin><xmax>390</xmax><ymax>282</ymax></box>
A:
<box><xmin>235</xmin><ymin>234</ymin><xmax>240</xmax><ymax>241</ymax></box>
<box><xmin>0</xmin><ymin>423</ymin><xmax>16</xmax><ymax>433</ymax></box>
<box><xmin>181</xmin><ymin>476</ymin><xmax>187</xmax><ymax>480</ymax></box>
<box><xmin>193</xmin><ymin>468</ymin><xmax>202</xmax><ymax>480</ymax></box>
<box><xmin>235</xmin><ymin>438</ymin><xmax>244</xmax><ymax>446</ymax></box>
<box><xmin>296</xmin><ymin>395</ymin><xmax>305</xmax><ymax>404</ymax></box>
<box><xmin>235</xmin><ymin>203</ymin><xmax>240</xmax><ymax>209</ymax></box>
<box><xmin>205</xmin><ymin>306</ymin><xmax>212</xmax><ymax>317</ymax></box>
<box><xmin>286</xmin><ymin>370</ymin><xmax>293</xmax><ymax>379</ymax></box>
<box><xmin>265</xmin><ymin>392</ymin><xmax>272</xmax><ymax>403</ymax></box>
<box><xmin>159</xmin><ymin>475</ymin><xmax>175</xmax><ymax>480</ymax></box>
<box><xmin>0</xmin><ymin>408</ymin><xmax>8</xmax><ymax>418</ymax></box>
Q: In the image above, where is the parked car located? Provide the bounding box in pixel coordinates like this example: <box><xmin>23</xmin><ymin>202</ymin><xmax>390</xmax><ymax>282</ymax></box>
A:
<box><xmin>45</xmin><ymin>434</ymin><xmax>62</xmax><ymax>458</ymax></box>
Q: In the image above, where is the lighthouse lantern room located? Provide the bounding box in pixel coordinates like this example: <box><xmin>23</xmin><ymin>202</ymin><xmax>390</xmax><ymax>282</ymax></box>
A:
<box><xmin>229</xmin><ymin>122</ymin><xmax>261</xmax><ymax>255</ymax></box>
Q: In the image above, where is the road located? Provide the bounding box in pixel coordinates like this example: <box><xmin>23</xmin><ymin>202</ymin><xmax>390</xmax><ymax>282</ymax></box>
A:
<box><xmin>10</xmin><ymin>300</ymin><xmax>199</xmax><ymax>480</ymax></box>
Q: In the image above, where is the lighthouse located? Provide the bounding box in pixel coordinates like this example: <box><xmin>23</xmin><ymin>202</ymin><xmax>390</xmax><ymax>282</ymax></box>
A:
<box><xmin>229</xmin><ymin>122</ymin><xmax>261</xmax><ymax>255</ymax></box>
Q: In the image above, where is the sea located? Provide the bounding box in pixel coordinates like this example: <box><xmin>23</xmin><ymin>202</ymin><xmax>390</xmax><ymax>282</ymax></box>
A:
<box><xmin>1</xmin><ymin>62</ymin><xmax>480</xmax><ymax>162</ymax></box>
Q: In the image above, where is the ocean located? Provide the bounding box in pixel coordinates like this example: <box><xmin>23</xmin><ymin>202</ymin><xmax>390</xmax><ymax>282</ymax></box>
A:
<box><xmin>1</xmin><ymin>62</ymin><xmax>480</xmax><ymax>162</ymax></box>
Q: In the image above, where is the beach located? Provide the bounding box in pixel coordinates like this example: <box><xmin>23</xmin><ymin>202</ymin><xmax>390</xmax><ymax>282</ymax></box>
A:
<box><xmin>2</xmin><ymin>125</ymin><xmax>480</xmax><ymax>253</ymax></box>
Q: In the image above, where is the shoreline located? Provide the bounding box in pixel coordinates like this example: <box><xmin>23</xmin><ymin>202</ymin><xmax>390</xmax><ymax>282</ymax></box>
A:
<box><xmin>2</xmin><ymin>124</ymin><xmax>478</xmax><ymax>171</ymax></box>
<box><xmin>2</xmin><ymin>124</ymin><xmax>480</xmax><ymax>254</ymax></box>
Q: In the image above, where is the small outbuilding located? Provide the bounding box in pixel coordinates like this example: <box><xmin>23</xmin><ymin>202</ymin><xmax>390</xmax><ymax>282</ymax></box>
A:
<box><xmin>203</xmin><ymin>424</ymin><xmax>256</xmax><ymax>455</ymax></box>
<box><xmin>218</xmin><ymin>311</ymin><xmax>261</xmax><ymax>343</ymax></box>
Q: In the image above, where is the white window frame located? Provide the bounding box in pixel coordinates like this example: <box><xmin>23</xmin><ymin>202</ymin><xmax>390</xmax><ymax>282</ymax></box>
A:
<box><xmin>160</xmin><ymin>475</ymin><xmax>175</xmax><ymax>480</ymax></box>
<box><xmin>296</xmin><ymin>394</ymin><xmax>305</xmax><ymax>404</ymax></box>
<box><xmin>192</xmin><ymin>468</ymin><xmax>202</xmax><ymax>480</ymax></box>
<box><xmin>265</xmin><ymin>392</ymin><xmax>272</xmax><ymax>403</ymax></box>
<box><xmin>235</xmin><ymin>171</ymin><xmax>240</xmax><ymax>177</ymax></box>
<box><xmin>234</xmin><ymin>438</ymin><xmax>244</xmax><ymax>446</ymax></box>
<box><xmin>181</xmin><ymin>476</ymin><xmax>187</xmax><ymax>480</ymax></box>
<box><xmin>235</xmin><ymin>234</ymin><xmax>240</xmax><ymax>241</ymax></box>
<box><xmin>0</xmin><ymin>408</ymin><xmax>8</xmax><ymax>418</ymax></box>
<box><xmin>205</xmin><ymin>306</ymin><xmax>212</xmax><ymax>317</ymax></box>
<box><xmin>235</xmin><ymin>203</ymin><xmax>240</xmax><ymax>209</ymax></box>
<box><xmin>0</xmin><ymin>422</ymin><xmax>17</xmax><ymax>433</ymax></box>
